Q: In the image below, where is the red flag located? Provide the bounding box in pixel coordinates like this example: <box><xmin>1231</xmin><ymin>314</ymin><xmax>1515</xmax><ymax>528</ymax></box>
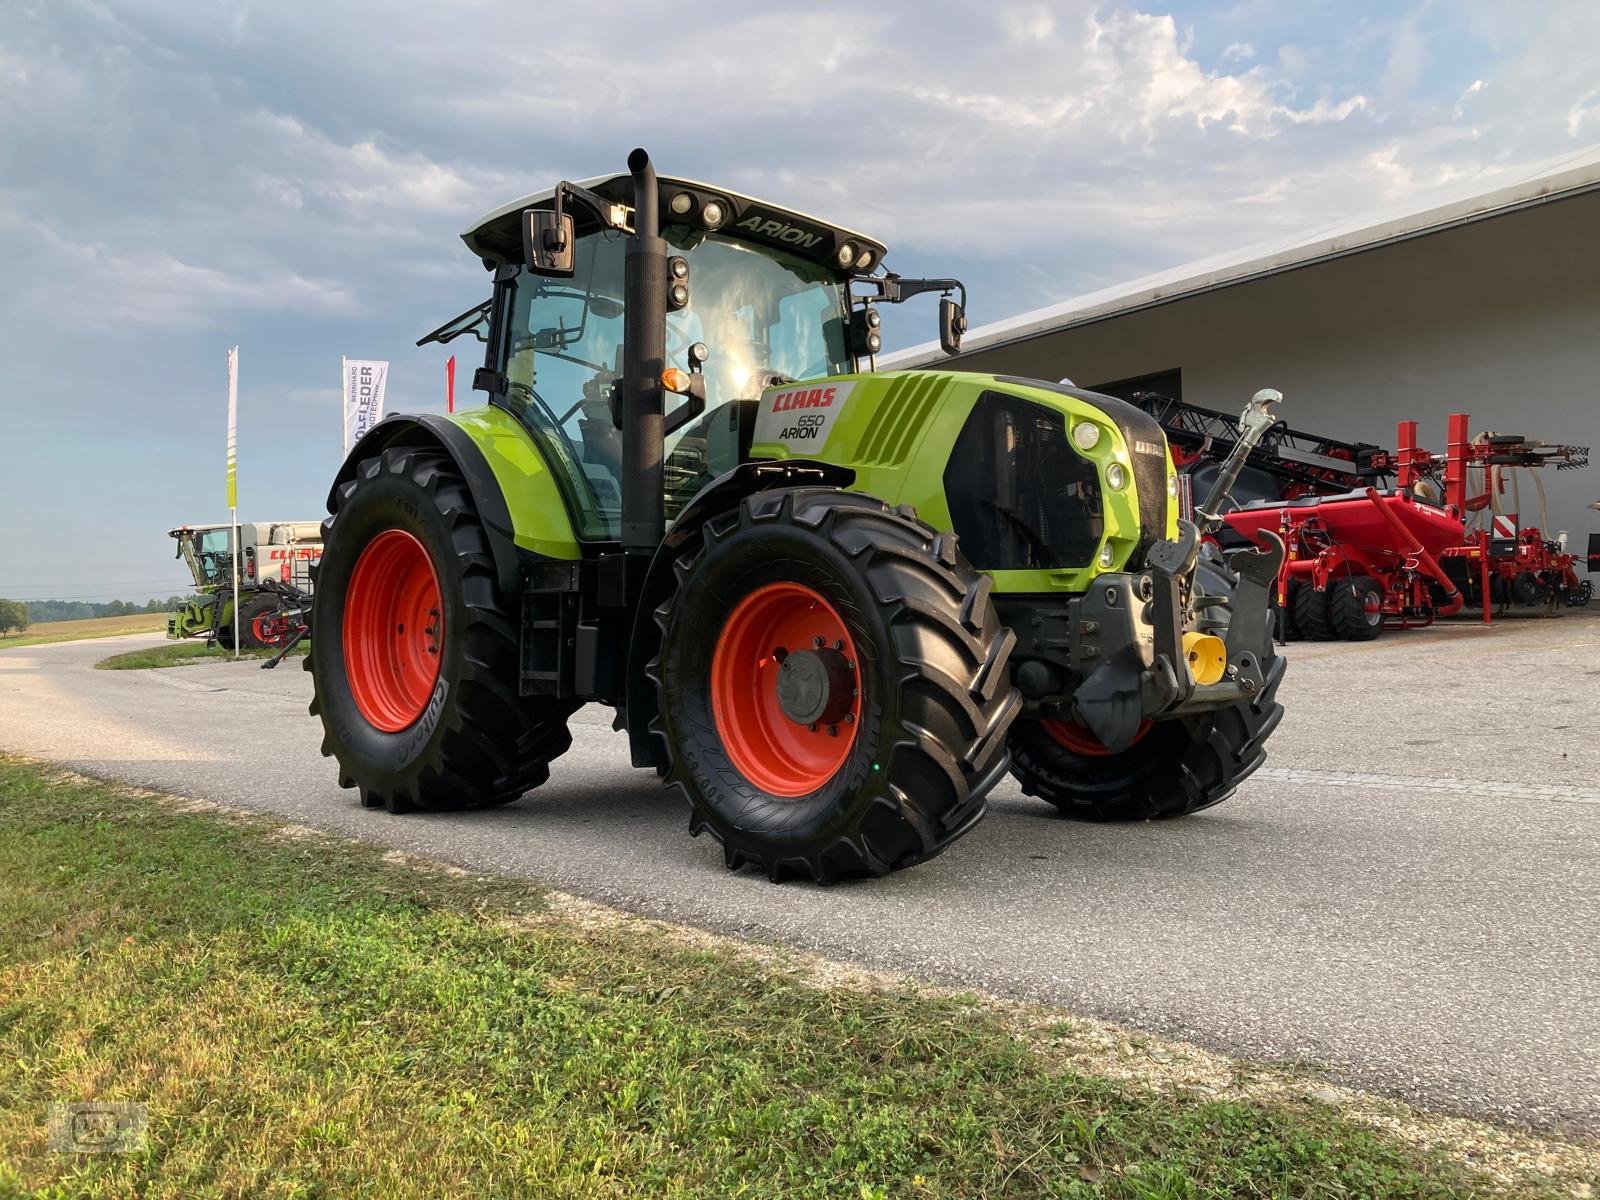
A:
<box><xmin>446</xmin><ymin>355</ymin><xmax>456</xmax><ymax>413</ymax></box>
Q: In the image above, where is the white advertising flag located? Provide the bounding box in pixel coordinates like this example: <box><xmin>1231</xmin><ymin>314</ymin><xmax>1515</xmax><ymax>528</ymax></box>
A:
<box><xmin>226</xmin><ymin>346</ymin><xmax>239</xmax><ymax>507</ymax></box>
<box><xmin>342</xmin><ymin>358</ymin><xmax>389</xmax><ymax>456</ymax></box>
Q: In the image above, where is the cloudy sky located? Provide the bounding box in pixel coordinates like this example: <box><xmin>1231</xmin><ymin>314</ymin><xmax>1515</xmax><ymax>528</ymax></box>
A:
<box><xmin>2</xmin><ymin>0</ymin><xmax>1597</xmax><ymax>601</ymax></box>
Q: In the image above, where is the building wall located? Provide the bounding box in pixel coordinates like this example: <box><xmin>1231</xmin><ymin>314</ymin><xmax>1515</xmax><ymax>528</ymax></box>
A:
<box><xmin>954</xmin><ymin>189</ymin><xmax>1600</xmax><ymax>544</ymax></box>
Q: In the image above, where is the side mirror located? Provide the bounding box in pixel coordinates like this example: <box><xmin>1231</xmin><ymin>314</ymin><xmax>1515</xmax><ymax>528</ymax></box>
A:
<box><xmin>938</xmin><ymin>296</ymin><xmax>966</xmax><ymax>355</ymax></box>
<box><xmin>523</xmin><ymin>209</ymin><xmax>575</xmax><ymax>276</ymax></box>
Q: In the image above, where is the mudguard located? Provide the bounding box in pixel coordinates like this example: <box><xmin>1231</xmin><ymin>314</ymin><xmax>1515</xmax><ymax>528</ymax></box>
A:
<box><xmin>330</xmin><ymin>413</ymin><xmax>529</xmax><ymax>596</ymax></box>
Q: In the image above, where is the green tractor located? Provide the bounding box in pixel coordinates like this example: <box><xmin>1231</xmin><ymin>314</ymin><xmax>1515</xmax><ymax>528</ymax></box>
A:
<box><xmin>307</xmin><ymin>149</ymin><xmax>1287</xmax><ymax>881</ymax></box>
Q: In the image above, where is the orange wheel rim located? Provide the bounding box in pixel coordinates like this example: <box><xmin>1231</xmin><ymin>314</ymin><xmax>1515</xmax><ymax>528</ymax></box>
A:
<box><xmin>710</xmin><ymin>582</ymin><xmax>861</xmax><ymax>797</ymax></box>
<box><xmin>1041</xmin><ymin>716</ymin><xmax>1151</xmax><ymax>757</ymax></box>
<box><xmin>343</xmin><ymin>530</ymin><xmax>444</xmax><ymax>733</ymax></box>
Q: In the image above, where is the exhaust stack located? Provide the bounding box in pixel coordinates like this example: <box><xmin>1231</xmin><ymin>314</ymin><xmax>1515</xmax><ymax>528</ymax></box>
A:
<box><xmin>621</xmin><ymin>148</ymin><xmax>667</xmax><ymax>554</ymax></box>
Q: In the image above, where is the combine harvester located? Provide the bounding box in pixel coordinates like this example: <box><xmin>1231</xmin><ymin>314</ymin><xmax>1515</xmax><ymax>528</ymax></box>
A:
<box><xmin>167</xmin><ymin>521</ymin><xmax>319</xmax><ymax>650</ymax></box>
<box><xmin>1135</xmin><ymin>395</ymin><xmax>1593</xmax><ymax>641</ymax></box>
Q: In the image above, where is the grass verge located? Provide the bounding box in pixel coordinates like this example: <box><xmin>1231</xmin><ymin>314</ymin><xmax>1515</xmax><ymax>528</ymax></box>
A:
<box><xmin>0</xmin><ymin>613</ymin><xmax>169</xmax><ymax>649</ymax></box>
<box><xmin>0</xmin><ymin>756</ymin><xmax>1589</xmax><ymax>1199</ymax></box>
<box><xmin>95</xmin><ymin>641</ymin><xmax>308</xmax><ymax>670</ymax></box>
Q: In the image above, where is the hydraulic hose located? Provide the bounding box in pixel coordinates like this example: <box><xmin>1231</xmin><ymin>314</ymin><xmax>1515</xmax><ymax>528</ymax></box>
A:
<box><xmin>1362</xmin><ymin>487</ymin><xmax>1463</xmax><ymax>616</ymax></box>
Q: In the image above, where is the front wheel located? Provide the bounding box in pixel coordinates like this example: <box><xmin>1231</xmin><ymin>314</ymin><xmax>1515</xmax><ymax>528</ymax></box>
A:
<box><xmin>651</xmin><ymin>488</ymin><xmax>1020</xmax><ymax>882</ymax></box>
<box><xmin>237</xmin><ymin>592</ymin><xmax>282</xmax><ymax>649</ymax></box>
<box><xmin>1009</xmin><ymin>658</ymin><xmax>1286</xmax><ymax>820</ymax></box>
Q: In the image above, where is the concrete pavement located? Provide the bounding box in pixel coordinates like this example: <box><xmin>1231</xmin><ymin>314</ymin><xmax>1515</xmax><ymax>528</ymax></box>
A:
<box><xmin>1</xmin><ymin>615</ymin><xmax>1596</xmax><ymax>1133</ymax></box>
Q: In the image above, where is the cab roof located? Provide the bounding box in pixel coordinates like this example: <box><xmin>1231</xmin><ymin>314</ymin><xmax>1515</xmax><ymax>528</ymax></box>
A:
<box><xmin>461</xmin><ymin>172</ymin><xmax>888</xmax><ymax>276</ymax></box>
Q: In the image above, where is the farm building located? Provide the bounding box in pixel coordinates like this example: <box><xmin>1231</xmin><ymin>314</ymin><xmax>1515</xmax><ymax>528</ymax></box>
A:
<box><xmin>885</xmin><ymin>146</ymin><xmax>1600</xmax><ymax>544</ymax></box>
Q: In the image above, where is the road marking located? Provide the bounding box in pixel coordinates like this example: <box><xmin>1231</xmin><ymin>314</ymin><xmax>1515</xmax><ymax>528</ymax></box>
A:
<box><xmin>1255</xmin><ymin>767</ymin><xmax>1600</xmax><ymax>805</ymax></box>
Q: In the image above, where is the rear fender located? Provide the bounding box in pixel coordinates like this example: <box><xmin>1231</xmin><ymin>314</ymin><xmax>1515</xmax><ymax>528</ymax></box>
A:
<box><xmin>331</xmin><ymin>413</ymin><xmax>541</xmax><ymax>596</ymax></box>
<box><xmin>621</xmin><ymin>459</ymin><xmax>855</xmax><ymax>768</ymax></box>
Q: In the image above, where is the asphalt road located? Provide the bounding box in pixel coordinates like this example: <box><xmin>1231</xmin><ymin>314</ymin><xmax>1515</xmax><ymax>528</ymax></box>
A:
<box><xmin>3</xmin><ymin>616</ymin><xmax>1597</xmax><ymax>1133</ymax></box>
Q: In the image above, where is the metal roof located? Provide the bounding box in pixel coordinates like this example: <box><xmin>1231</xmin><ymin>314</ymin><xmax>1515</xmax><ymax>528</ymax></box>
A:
<box><xmin>881</xmin><ymin>143</ymin><xmax>1600</xmax><ymax>368</ymax></box>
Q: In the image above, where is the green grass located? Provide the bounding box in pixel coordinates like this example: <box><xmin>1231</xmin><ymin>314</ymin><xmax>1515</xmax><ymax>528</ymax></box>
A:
<box><xmin>0</xmin><ymin>757</ymin><xmax>1580</xmax><ymax>1199</ymax></box>
<box><xmin>0</xmin><ymin>613</ymin><xmax>170</xmax><ymax>649</ymax></box>
<box><xmin>95</xmin><ymin>641</ymin><xmax>309</xmax><ymax>670</ymax></box>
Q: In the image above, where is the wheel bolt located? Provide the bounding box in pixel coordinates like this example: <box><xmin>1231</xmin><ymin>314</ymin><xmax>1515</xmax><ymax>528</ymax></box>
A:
<box><xmin>827</xmin><ymin>724</ymin><xmax>839</xmax><ymax>737</ymax></box>
<box><xmin>843</xmin><ymin>713</ymin><xmax>855</xmax><ymax>725</ymax></box>
<box><xmin>808</xmin><ymin>722</ymin><xmax>818</xmax><ymax>732</ymax></box>
<box><xmin>833</xmin><ymin>639</ymin><xmax>845</xmax><ymax>650</ymax></box>
<box><xmin>813</xmin><ymin>636</ymin><xmax>825</xmax><ymax>648</ymax></box>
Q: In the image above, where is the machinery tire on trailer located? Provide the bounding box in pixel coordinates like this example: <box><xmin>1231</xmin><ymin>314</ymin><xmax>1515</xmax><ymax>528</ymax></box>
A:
<box><xmin>650</xmin><ymin>488</ymin><xmax>1020</xmax><ymax>883</ymax></box>
<box><xmin>1290</xmin><ymin>580</ymin><xmax>1335</xmax><ymax>641</ymax></box>
<box><xmin>1008</xmin><ymin>659</ymin><xmax>1285</xmax><ymax>821</ymax></box>
<box><xmin>1326</xmin><ymin>574</ymin><xmax>1384</xmax><ymax>641</ymax></box>
<box><xmin>307</xmin><ymin>446</ymin><xmax>579</xmax><ymax>813</ymax></box>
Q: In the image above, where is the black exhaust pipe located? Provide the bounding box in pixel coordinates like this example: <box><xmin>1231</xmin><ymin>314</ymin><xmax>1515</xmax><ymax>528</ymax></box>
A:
<box><xmin>621</xmin><ymin>148</ymin><xmax>666</xmax><ymax>554</ymax></box>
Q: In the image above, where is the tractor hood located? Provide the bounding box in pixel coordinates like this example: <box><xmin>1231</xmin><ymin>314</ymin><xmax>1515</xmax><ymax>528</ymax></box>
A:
<box><xmin>462</xmin><ymin>174</ymin><xmax>888</xmax><ymax>278</ymax></box>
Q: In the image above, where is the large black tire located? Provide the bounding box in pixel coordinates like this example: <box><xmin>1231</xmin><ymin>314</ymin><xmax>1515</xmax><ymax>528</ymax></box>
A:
<box><xmin>1326</xmin><ymin>574</ymin><xmax>1384</xmax><ymax>641</ymax></box>
<box><xmin>307</xmin><ymin>446</ymin><xmax>578</xmax><ymax>814</ymax></box>
<box><xmin>1009</xmin><ymin>656</ymin><xmax>1287</xmax><ymax>820</ymax></box>
<box><xmin>235</xmin><ymin>591</ymin><xmax>280</xmax><ymax>649</ymax></box>
<box><xmin>651</xmin><ymin>488</ymin><xmax>1020</xmax><ymax>883</ymax></box>
<box><xmin>1290</xmin><ymin>580</ymin><xmax>1334</xmax><ymax>641</ymax></box>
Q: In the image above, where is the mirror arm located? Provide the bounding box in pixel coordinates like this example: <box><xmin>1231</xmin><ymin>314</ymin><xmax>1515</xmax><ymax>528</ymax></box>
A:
<box><xmin>552</xmin><ymin>181</ymin><xmax>633</xmax><ymax>242</ymax></box>
<box><xmin>866</xmin><ymin>274</ymin><xmax>967</xmax><ymax>309</ymax></box>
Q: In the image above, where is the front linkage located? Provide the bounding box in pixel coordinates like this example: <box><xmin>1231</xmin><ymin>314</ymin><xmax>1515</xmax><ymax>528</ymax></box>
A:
<box><xmin>1006</xmin><ymin>392</ymin><xmax>1289</xmax><ymax>822</ymax></box>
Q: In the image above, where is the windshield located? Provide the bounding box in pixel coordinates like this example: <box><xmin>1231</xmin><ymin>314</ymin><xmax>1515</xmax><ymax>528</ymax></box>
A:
<box><xmin>666</xmin><ymin>230</ymin><xmax>850</xmax><ymax>404</ymax></box>
<box><xmin>180</xmin><ymin>531</ymin><xmax>235</xmax><ymax>588</ymax></box>
<box><xmin>500</xmin><ymin>229</ymin><xmax>851</xmax><ymax>539</ymax></box>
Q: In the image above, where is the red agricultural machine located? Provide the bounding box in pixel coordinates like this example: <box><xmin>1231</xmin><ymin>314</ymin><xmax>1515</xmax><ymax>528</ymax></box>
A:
<box><xmin>1134</xmin><ymin>395</ymin><xmax>1593</xmax><ymax>641</ymax></box>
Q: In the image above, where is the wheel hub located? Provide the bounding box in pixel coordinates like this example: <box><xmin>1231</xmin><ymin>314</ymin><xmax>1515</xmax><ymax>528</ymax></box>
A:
<box><xmin>709</xmin><ymin>581</ymin><xmax>862</xmax><ymax>797</ymax></box>
<box><xmin>774</xmin><ymin>647</ymin><xmax>855</xmax><ymax>727</ymax></box>
<box><xmin>343</xmin><ymin>529</ymin><xmax>444</xmax><ymax>733</ymax></box>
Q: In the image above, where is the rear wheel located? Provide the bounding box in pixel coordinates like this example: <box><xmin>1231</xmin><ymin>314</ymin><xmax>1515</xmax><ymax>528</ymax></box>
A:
<box><xmin>1009</xmin><ymin>659</ymin><xmax>1286</xmax><ymax>820</ymax></box>
<box><xmin>1326</xmin><ymin>574</ymin><xmax>1384</xmax><ymax>641</ymax></box>
<box><xmin>652</xmin><ymin>488</ymin><xmax>1020</xmax><ymax>882</ymax></box>
<box><xmin>308</xmin><ymin>446</ymin><xmax>578</xmax><ymax>813</ymax></box>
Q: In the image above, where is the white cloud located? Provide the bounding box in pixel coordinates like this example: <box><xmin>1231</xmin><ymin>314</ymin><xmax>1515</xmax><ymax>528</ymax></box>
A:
<box><xmin>1222</xmin><ymin>42</ymin><xmax>1256</xmax><ymax>62</ymax></box>
<box><xmin>1379</xmin><ymin>15</ymin><xmax>1430</xmax><ymax>103</ymax></box>
<box><xmin>1566</xmin><ymin>89</ymin><xmax>1600</xmax><ymax>138</ymax></box>
<box><xmin>1453</xmin><ymin>78</ymin><xmax>1485</xmax><ymax>118</ymax></box>
<box><xmin>0</xmin><ymin>209</ymin><xmax>355</xmax><ymax>331</ymax></box>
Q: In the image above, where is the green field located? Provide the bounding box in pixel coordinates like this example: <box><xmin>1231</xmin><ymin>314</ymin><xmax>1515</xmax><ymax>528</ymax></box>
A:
<box><xmin>1</xmin><ymin>756</ymin><xmax>1586</xmax><ymax>1198</ymax></box>
<box><xmin>96</xmin><ymin>641</ymin><xmax>308</xmax><ymax>670</ymax></box>
<box><xmin>0</xmin><ymin>612</ymin><xmax>169</xmax><ymax>649</ymax></box>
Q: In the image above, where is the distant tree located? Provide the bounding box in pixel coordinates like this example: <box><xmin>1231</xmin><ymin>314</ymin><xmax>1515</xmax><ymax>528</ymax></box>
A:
<box><xmin>0</xmin><ymin>599</ymin><xmax>28</xmax><ymax>635</ymax></box>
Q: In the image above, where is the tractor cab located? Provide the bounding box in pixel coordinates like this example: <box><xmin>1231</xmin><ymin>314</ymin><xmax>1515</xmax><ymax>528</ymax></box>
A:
<box><xmin>170</xmin><ymin>524</ymin><xmax>235</xmax><ymax>588</ymax></box>
<box><xmin>424</xmin><ymin>169</ymin><xmax>961</xmax><ymax>541</ymax></box>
